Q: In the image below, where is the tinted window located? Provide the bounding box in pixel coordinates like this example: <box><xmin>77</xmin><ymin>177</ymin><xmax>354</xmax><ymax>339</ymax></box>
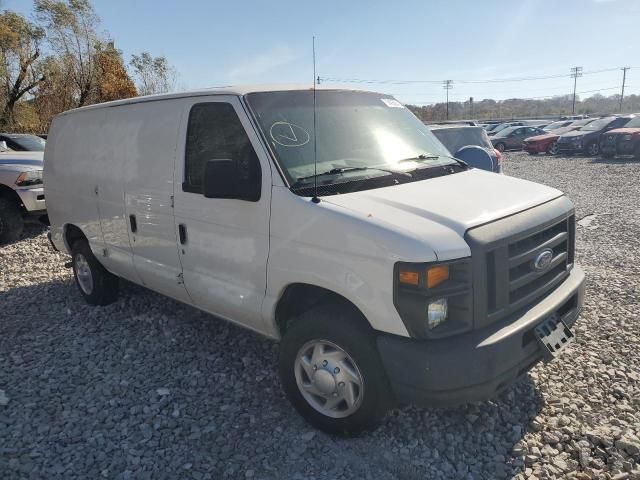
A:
<box><xmin>184</xmin><ymin>102</ymin><xmax>259</xmax><ymax>194</ymax></box>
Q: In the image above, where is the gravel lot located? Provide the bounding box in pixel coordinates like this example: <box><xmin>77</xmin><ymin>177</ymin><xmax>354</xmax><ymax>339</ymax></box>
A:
<box><xmin>1</xmin><ymin>151</ymin><xmax>639</xmax><ymax>480</ymax></box>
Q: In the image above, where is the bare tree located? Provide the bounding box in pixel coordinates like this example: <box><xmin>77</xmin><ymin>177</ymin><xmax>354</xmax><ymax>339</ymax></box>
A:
<box><xmin>0</xmin><ymin>11</ymin><xmax>46</xmax><ymax>128</ymax></box>
<box><xmin>35</xmin><ymin>0</ymin><xmax>102</xmax><ymax>107</ymax></box>
<box><xmin>129</xmin><ymin>51</ymin><xmax>177</xmax><ymax>96</ymax></box>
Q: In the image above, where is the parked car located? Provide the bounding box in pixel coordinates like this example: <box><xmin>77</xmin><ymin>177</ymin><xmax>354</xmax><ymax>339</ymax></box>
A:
<box><xmin>600</xmin><ymin>115</ymin><xmax>640</xmax><ymax>159</ymax></box>
<box><xmin>0</xmin><ymin>151</ymin><xmax>45</xmax><ymax>243</ymax></box>
<box><xmin>429</xmin><ymin>125</ymin><xmax>503</xmax><ymax>173</ymax></box>
<box><xmin>555</xmin><ymin>115</ymin><xmax>635</xmax><ymax>156</ymax></box>
<box><xmin>542</xmin><ymin>120</ymin><xmax>574</xmax><ymax>132</ymax></box>
<box><xmin>523</xmin><ymin>119</ymin><xmax>594</xmax><ymax>155</ymax></box>
<box><xmin>0</xmin><ymin>133</ymin><xmax>46</xmax><ymax>151</ymax></box>
<box><xmin>45</xmin><ymin>86</ymin><xmax>584</xmax><ymax>434</ymax></box>
<box><xmin>491</xmin><ymin>125</ymin><xmax>546</xmax><ymax>152</ymax></box>
<box><xmin>487</xmin><ymin>121</ymin><xmax>525</xmax><ymax>136</ymax></box>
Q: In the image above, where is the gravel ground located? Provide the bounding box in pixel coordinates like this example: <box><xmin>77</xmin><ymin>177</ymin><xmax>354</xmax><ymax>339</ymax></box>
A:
<box><xmin>1</xmin><ymin>151</ymin><xmax>639</xmax><ymax>480</ymax></box>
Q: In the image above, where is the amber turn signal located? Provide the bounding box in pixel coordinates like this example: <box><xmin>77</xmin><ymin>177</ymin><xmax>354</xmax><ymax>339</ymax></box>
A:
<box><xmin>398</xmin><ymin>269</ymin><xmax>420</xmax><ymax>286</ymax></box>
<box><xmin>427</xmin><ymin>265</ymin><xmax>449</xmax><ymax>288</ymax></box>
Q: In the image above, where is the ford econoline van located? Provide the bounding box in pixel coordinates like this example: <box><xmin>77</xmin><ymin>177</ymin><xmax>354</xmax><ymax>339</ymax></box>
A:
<box><xmin>44</xmin><ymin>86</ymin><xmax>584</xmax><ymax>434</ymax></box>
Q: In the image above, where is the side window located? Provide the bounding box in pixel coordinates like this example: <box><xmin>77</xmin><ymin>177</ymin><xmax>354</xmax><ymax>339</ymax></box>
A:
<box><xmin>513</xmin><ymin>128</ymin><xmax>524</xmax><ymax>136</ymax></box>
<box><xmin>184</xmin><ymin>102</ymin><xmax>260</xmax><ymax>194</ymax></box>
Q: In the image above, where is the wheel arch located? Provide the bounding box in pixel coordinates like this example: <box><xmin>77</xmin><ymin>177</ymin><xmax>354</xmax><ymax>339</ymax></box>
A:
<box><xmin>275</xmin><ymin>283</ymin><xmax>373</xmax><ymax>337</ymax></box>
<box><xmin>63</xmin><ymin>223</ymin><xmax>88</xmax><ymax>253</ymax></box>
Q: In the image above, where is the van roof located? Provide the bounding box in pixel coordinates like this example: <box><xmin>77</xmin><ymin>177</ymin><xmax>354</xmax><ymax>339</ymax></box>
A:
<box><xmin>56</xmin><ymin>84</ymin><xmax>379</xmax><ymax>116</ymax></box>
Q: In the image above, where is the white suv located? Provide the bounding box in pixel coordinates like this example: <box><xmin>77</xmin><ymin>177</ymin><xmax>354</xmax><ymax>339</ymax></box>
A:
<box><xmin>45</xmin><ymin>86</ymin><xmax>585</xmax><ymax>434</ymax></box>
<box><xmin>0</xmin><ymin>150</ymin><xmax>46</xmax><ymax>243</ymax></box>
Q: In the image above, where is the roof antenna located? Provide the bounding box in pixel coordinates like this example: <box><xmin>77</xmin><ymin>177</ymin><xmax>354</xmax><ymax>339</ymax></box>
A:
<box><xmin>311</xmin><ymin>36</ymin><xmax>320</xmax><ymax>204</ymax></box>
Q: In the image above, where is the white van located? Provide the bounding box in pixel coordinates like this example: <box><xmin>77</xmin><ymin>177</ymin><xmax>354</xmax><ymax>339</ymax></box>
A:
<box><xmin>44</xmin><ymin>86</ymin><xmax>584</xmax><ymax>434</ymax></box>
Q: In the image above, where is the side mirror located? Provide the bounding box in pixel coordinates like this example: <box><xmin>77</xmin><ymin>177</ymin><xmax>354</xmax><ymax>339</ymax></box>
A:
<box><xmin>202</xmin><ymin>158</ymin><xmax>261</xmax><ymax>202</ymax></box>
<box><xmin>0</xmin><ymin>141</ymin><xmax>7</xmax><ymax>152</ymax></box>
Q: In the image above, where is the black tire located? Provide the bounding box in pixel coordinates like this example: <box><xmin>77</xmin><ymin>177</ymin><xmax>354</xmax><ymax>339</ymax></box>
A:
<box><xmin>71</xmin><ymin>239</ymin><xmax>119</xmax><ymax>305</ymax></box>
<box><xmin>585</xmin><ymin>141</ymin><xmax>599</xmax><ymax>157</ymax></box>
<box><xmin>634</xmin><ymin>144</ymin><xmax>640</xmax><ymax>160</ymax></box>
<box><xmin>495</xmin><ymin>142</ymin><xmax>506</xmax><ymax>153</ymax></box>
<box><xmin>278</xmin><ymin>304</ymin><xmax>392</xmax><ymax>435</ymax></box>
<box><xmin>0</xmin><ymin>197</ymin><xmax>24</xmax><ymax>245</ymax></box>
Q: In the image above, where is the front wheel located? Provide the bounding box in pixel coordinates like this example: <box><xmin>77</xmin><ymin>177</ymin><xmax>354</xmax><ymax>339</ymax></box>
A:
<box><xmin>495</xmin><ymin>142</ymin><xmax>506</xmax><ymax>153</ymax></box>
<box><xmin>585</xmin><ymin>142</ymin><xmax>599</xmax><ymax>157</ymax></box>
<box><xmin>547</xmin><ymin>142</ymin><xmax>558</xmax><ymax>155</ymax></box>
<box><xmin>71</xmin><ymin>239</ymin><xmax>119</xmax><ymax>305</ymax></box>
<box><xmin>278</xmin><ymin>305</ymin><xmax>391</xmax><ymax>435</ymax></box>
<box><xmin>0</xmin><ymin>198</ymin><xmax>24</xmax><ymax>245</ymax></box>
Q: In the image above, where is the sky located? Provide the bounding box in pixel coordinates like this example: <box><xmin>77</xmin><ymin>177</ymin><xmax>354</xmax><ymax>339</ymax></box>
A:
<box><xmin>5</xmin><ymin>0</ymin><xmax>640</xmax><ymax>105</ymax></box>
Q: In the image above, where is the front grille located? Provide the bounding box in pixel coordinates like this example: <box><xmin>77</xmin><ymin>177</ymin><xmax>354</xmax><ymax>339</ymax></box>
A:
<box><xmin>465</xmin><ymin>196</ymin><xmax>575</xmax><ymax>329</ymax></box>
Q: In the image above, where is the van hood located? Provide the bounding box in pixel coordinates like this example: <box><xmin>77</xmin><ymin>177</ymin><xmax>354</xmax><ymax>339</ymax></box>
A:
<box><xmin>322</xmin><ymin>169</ymin><xmax>563</xmax><ymax>260</ymax></box>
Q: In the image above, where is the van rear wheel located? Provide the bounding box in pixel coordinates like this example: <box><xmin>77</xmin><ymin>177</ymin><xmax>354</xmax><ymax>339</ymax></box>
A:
<box><xmin>71</xmin><ymin>240</ymin><xmax>119</xmax><ymax>305</ymax></box>
<box><xmin>278</xmin><ymin>304</ymin><xmax>392</xmax><ymax>435</ymax></box>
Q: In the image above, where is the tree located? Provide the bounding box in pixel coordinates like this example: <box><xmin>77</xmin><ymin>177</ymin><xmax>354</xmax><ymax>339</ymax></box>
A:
<box><xmin>0</xmin><ymin>11</ymin><xmax>46</xmax><ymax>128</ymax></box>
<box><xmin>130</xmin><ymin>51</ymin><xmax>177</xmax><ymax>96</ymax></box>
<box><xmin>35</xmin><ymin>0</ymin><xmax>102</xmax><ymax>107</ymax></box>
<box><xmin>95</xmin><ymin>42</ymin><xmax>136</xmax><ymax>102</ymax></box>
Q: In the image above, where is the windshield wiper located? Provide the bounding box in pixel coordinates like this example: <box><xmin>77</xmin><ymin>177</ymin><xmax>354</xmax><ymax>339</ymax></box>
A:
<box><xmin>295</xmin><ymin>166</ymin><xmax>411</xmax><ymax>184</ymax></box>
<box><xmin>398</xmin><ymin>153</ymin><xmax>468</xmax><ymax>169</ymax></box>
<box><xmin>396</xmin><ymin>153</ymin><xmax>440</xmax><ymax>164</ymax></box>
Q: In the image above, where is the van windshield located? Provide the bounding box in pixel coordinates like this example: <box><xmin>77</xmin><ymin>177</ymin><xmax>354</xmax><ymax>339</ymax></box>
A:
<box><xmin>245</xmin><ymin>90</ymin><xmax>454</xmax><ymax>192</ymax></box>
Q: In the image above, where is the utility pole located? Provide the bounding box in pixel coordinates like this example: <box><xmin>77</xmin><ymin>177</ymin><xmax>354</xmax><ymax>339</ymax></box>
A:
<box><xmin>443</xmin><ymin>80</ymin><xmax>453</xmax><ymax>120</ymax></box>
<box><xmin>619</xmin><ymin>67</ymin><xmax>630</xmax><ymax>112</ymax></box>
<box><xmin>469</xmin><ymin>97</ymin><xmax>474</xmax><ymax>118</ymax></box>
<box><xmin>570</xmin><ymin>66</ymin><xmax>582</xmax><ymax>115</ymax></box>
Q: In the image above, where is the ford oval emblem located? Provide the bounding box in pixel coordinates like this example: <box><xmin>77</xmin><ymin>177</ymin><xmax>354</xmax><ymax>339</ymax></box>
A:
<box><xmin>533</xmin><ymin>249</ymin><xmax>554</xmax><ymax>272</ymax></box>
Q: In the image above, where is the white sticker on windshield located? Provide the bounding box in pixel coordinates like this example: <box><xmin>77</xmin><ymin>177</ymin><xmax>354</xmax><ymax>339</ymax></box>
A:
<box><xmin>381</xmin><ymin>98</ymin><xmax>404</xmax><ymax>108</ymax></box>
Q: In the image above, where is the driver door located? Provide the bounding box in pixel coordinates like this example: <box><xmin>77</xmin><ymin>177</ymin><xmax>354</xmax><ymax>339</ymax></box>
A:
<box><xmin>172</xmin><ymin>96</ymin><xmax>273</xmax><ymax>332</ymax></box>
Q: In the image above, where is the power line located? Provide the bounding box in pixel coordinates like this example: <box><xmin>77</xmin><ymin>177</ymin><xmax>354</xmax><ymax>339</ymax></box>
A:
<box><xmin>321</xmin><ymin>66</ymin><xmax>625</xmax><ymax>86</ymax></box>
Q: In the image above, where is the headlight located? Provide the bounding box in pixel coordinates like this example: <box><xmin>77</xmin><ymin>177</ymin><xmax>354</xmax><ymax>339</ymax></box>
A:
<box><xmin>15</xmin><ymin>170</ymin><xmax>43</xmax><ymax>187</ymax></box>
<box><xmin>394</xmin><ymin>259</ymin><xmax>472</xmax><ymax>338</ymax></box>
<box><xmin>427</xmin><ymin>298</ymin><xmax>448</xmax><ymax>330</ymax></box>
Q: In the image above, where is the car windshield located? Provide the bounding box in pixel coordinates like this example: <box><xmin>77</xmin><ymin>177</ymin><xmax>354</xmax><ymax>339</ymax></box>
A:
<box><xmin>246</xmin><ymin>90</ymin><xmax>454</xmax><ymax>187</ymax></box>
<box><xmin>431</xmin><ymin>127</ymin><xmax>493</xmax><ymax>154</ymax></box>
<box><xmin>622</xmin><ymin>117</ymin><xmax>640</xmax><ymax>128</ymax></box>
<box><xmin>7</xmin><ymin>134</ymin><xmax>46</xmax><ymax>151</ymax></box>
<box><xmin>580</xmin><ymin>117</ymin><xmax>615</xmax><ymax>131</ymax></box>
<box><xmin>545</xmin><ymin>121</ymin><xmax>567</xmax><ymax>130</ymax></box>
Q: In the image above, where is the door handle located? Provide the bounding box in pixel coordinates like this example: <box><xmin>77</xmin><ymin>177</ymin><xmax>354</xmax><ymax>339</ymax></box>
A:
<box><xmin>129</xmin><ymin>214</ymin><xmax>137</xmax><ymax>233</ymax></box>
<box><xmin>178</xmin><ymin>223</ymin><xmax>187</xmax><ymax>244</ymax></box>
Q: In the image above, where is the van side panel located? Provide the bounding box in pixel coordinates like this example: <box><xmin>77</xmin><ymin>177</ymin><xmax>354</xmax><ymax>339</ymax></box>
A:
<box><xmin>44</xmin><ymin>110</ymin><xmax>107</xmax><ymax>254</ymax></box>
<box><xmin>114</xmin><ymin>99</ymin><xmax>191</xmax><ymax>302</ymax></box>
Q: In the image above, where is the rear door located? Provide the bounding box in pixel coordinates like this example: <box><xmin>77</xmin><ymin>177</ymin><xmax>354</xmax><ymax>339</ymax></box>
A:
<box><xmin>173</xmin><ymin>96</ymin><xmax>272</xmax><ymax>332</ymax></box>
<box><xmin>116</xmin><ymin>100</ymin><xmax>191</xmax><ymax>303</ymax></box>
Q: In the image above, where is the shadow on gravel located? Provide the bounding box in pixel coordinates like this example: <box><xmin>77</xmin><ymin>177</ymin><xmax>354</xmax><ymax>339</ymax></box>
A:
<box><xmin>1</xmin><ymin>276</ymin><xmax>546</xmax><ymax>480</ymax></box>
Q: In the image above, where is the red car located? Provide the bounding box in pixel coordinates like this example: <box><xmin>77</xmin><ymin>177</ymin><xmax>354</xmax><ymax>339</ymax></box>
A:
<box><xmin>523</xmin><ymin>119</ymin><xmax>593</xmax><ymax>155</ymax></box>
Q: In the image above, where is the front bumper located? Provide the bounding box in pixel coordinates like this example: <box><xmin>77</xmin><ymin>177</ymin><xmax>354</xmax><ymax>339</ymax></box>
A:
<box><xmin>377</xmin><ymin>264</ymin><xmax>585</xmax><ymax>407</ymax></box>
<box><xmin>555</xmin><ymin>143</ymin><xmax>582</xmax><ymax>154</ymax></box>
<box><xmin>15</xmin><ymin>187</ymin><xmax>46</xmax><ymax>212</ymax></box>
<box><xmin>523</xmin><ymin>142</ymin><xmax>546</xmax><ymax>153</ymax></box>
